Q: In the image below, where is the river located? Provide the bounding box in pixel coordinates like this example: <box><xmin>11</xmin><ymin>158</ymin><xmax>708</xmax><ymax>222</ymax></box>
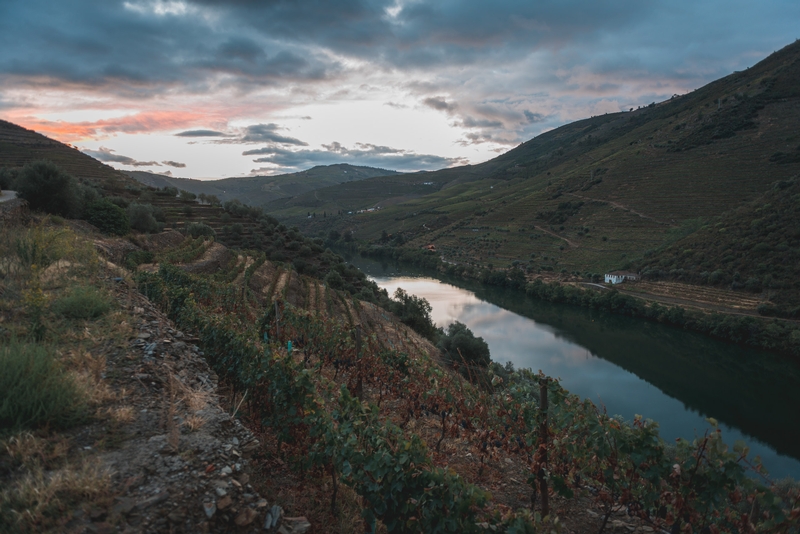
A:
<box><xmin>348</xmin><ymin>255</ymin><xmax>800</xmax><ymax>480</ymax></box>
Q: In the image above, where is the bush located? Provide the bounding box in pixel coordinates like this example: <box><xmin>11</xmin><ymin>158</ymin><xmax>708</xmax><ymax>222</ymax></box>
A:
<box><xmin>437</xmin><ymin>321</ymin><xmax>491</xmax><ymax>369</ymax></box>
<box><xmin>387</xmin><ymin>288</ymin><xmax>438</xmax><ymax>341</ymax></box>
<box><xmin>127</xmin><ymin>203</ymin><xmax>159</xmax><ymax>233</ymax></box>
<box><xmin>123</xmin><ymin>250</ymin><xmax>154</xmax><ymax>270</ymax></box>
<box><xmin>0</xmin><ymin>341</ymin><xmax>86</xmax><ymax>433</ymax></box>
<box><xmin>185</xmin><ymin>222</ymin><xmax>215</xmax><ymax>238</ymax></box>
<box><xmin>83</xmin><ymin>199</ymin><xmax>130</xmax><ymax>235</ymax></box>
<box><xmin>52</xmin><ymin>286</ymin><xmax>111</xmax><ymax>320</ymax></box>
<box><xmin>325</xmin><ymin>269</ymin><xmax>344</xmax><ymax>289</ymax></box>
<box><xmin>16</xmin><ymin>161</ymin><xmax>82</xmax><ymax>217</ymax></box>
<box><xmin>0</xmin><ymin>167</ymin><xmax>19</xmax><ymax>190</ymax></box>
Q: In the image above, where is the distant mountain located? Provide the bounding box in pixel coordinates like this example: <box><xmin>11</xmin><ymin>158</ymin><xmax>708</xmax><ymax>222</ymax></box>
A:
<box><xmin>126</xmin><ymin>164</ymin><xmax>401</xmax><ymax>207</ymax></box>
<box><xmin>273</xmin><ymin>40</ymin><xmax>800</xmax><ymax>300</ymax></box>
<box><xmin>0</xmin><ymin>120</ymin><xmax>138</xmax><ymax>193</ymax></box>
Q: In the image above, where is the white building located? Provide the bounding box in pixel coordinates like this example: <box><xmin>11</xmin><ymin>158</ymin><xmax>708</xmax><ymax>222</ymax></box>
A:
<box><xmin>604</xmin><ymin>271</ymin><xmax>640</xmax><ymax>284</ymax></box>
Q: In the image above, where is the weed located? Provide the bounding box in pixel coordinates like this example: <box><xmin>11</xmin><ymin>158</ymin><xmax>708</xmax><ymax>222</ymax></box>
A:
<box><xmin>52</xmin><ymin>285</ymin><xmax>111</xmax><ymax>320</ymax></box>
<box><xmin>0</xmin><ymin>459</ymin><xmax>112</xmax><ymax>534</ymax></box>
<box><xmin>21</xmin><ymin>267</ymin><xmax>47</xmax><ymax>340</ymax></box>
<box><xmin>0</xmin><ymin>341</ymin><xmax>87</xmax><ymax>434</ymax></box>
<box><xmin>2</xmin><ymin>432</ymin><xmax>71</xmax><ymax>471</ymax></box>
<box><xmin>183</xmin><ymin>414</ymin><xmax>208</xmax><ymax>432</ymax></box>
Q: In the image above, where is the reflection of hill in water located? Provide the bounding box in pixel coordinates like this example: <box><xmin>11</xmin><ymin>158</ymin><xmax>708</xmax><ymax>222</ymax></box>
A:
<box><xmin>350</xmin><ymin>255</ymin><xmax>800</xmax><ymax>462</ymax></box>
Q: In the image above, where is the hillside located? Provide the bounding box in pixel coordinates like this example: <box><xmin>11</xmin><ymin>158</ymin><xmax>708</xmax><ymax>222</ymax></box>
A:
<box><xmin>0</xmin><ymin>120</ymin><xmax>138</xmax><ymax>195</ymax></box>
<box><xmin>635</xmin><ymin>177</ymin><xmax>800</xmax><ymax>313</ymax></box>
<box><xmin>126</xmin><ymin>164</ymin><xmax>401</xmax><ymax>208</ymax></box>
<box><xmin>269</xmin><ymin>40</ymin><xmax>800</xmax><ymax>302</ymax></box>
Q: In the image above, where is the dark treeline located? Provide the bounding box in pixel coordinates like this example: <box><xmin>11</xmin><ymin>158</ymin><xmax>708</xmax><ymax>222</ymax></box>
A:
<box><xmin>352</xmin><ymin>242</ymin><xmax>800</xmax><ymax>359</ymax></box>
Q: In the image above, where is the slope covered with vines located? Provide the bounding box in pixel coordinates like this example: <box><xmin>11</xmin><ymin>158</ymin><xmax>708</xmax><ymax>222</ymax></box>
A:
<box><xmin>136</xmin><ymin>258</ymin><xmax>800</xmax><ymax>533</ymax></box>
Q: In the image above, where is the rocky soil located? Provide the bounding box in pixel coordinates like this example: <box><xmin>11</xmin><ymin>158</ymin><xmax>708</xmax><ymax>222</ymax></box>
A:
<box><xmin>64</xmin><ymin>274</ymin><xmax>310</xmax><ymax>534</ymax></box>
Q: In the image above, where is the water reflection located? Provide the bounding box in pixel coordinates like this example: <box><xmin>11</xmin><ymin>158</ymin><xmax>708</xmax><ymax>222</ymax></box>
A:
<box><xmin>357</xmin><ymin>261</ymin><xmax>800</xmax><ymax>480</ymax></box>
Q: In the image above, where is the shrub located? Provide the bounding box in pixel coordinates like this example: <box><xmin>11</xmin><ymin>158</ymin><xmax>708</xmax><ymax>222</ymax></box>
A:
<box><xmin>52</xmin><ymin>286</ymin><xmax>111</xmax><ymax>320</ymax></box>
<box><xmin>0</xmin><ymin>341</ymin><xmax>86</xmax><ymax>433</ymax></box>
<box><xmin>123</xmin><ymin>250</ymin><xmax>154</xmax><ymax>270</ymax></box>
<box><xmin>387</xmin><ymin>288</ymin><xmax>438</xmax><ymax>341</ymax></box>
<box><xmin>437</xmin><ymin>321</ymin><xmax>491</xmax><ymax>369</ymax></box>
<box><xmin>127</xmin><ymin>203</ymin><xmax>159</xmax><ymax>233</ymax></box>
<box><xmin>83</xmin><ymin>199</ymin><xmax>130</xmax><ymax>236</ymax></box>
<box><xmin>0</xmin><ymin>167</ymin><xmax>19</xmax><ymax>190</ymax></box>
<box><xmin>105</xmin><ymin>196</ymin><xmax>130</xmax><ymax>209</ymax></box>
<box><xmin>325</xmin><ymin>269</ymin><xmax>344</xmax><ymax>289</ymax></box>
<box><xmin>185</xmin><ymin>222</ymin><xmax>215</xmax><ymax>238</ymax></box>
<box><xmin>16</xmin><ymin>161</ymin><xmax>82</xmax><ymax>217</ymax></box>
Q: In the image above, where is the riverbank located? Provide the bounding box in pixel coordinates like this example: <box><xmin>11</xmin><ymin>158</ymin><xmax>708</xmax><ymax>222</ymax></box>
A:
<box><xmin>352</xmin><ymin>244</ymin><xmax>800</xmax><ymax>359</ymax></box>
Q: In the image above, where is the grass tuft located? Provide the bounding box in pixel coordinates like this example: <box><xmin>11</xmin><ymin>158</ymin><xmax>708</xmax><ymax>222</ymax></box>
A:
<box><xmin>51</xmin><ymin>285</ymin><xmax>111</xmax><ymax>320</ymax></box>
<box><xmin>0</xmin><ymin>341</ymin><xmax>87</xmax><ymax>434</ymax></box>
<box><xmin>0</xmin><ymin>459</ymin><xmax>112</xmax><ymax>534</ymax></box>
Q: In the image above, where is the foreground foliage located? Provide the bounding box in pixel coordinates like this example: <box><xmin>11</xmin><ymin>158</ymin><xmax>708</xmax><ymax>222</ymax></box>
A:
<box><xmin>139</xmin><ymin>264</ymin><xmax>800</xmax><ymax>533</ymax></box>
<box><xmin>0</xmin><ymin>341</ymin><xmax>86</xmax><ymax>434</ymax></box>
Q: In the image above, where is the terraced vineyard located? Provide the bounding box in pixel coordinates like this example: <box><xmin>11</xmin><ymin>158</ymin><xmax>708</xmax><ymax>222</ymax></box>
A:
<box><xmin>128</xmin><ymin>232</ymin><xmax>800</xmax><ymax>533</ymax></box>
<box><xmin>0</xmin><ymin>120</ymin><xmax>137</xmax><ymax>194</ymax></box>
<box><xmin>621</xmin><ymin>280</ymin><xmax>767</xmax><ymax>313</ymax></box>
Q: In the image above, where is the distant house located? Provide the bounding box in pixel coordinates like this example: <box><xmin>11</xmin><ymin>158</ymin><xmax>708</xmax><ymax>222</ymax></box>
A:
<box><xmin>604</xmin><ymin>271</ymin><xmax>640</xmax><ymax>284</ymax></box>
<box><xmin>423</xmin><ymin>244</ymin><xmax>436</xmax><ymax>252</ymax></box>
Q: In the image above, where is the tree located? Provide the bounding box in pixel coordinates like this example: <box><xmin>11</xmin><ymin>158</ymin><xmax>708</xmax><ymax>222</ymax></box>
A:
<box><xmin>127</xmin><ymin>203</ymin><xmax>159</xmax><ymax>233</ymax></box>
<box><xmin>84</xmin><ymin>199</ymin><xmax>130</xmax><ymax>235</ymax></box>
<box><xmin>389</xmin><ymin>288</ymin><xmax>438</xmax><ymax>341</ymax></box>
<box><xmin>437</xmin><ymin>321</ymin><xmax>490</xmax><ymax>369</ymax></box>
<box><xmin>186</xmin><ymin>222</ymin><xmax>215</xmax><ymax>238</ymax></box>
<box><xmin>16</xmin><ymin>161</ymin><xmax>81</xmax><ymax>217</ymax></box>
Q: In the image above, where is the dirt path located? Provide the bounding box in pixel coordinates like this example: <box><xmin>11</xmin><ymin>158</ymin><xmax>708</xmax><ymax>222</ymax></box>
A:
<box><xmin>568</xmin><ymin>192</ymin><xmax>674</xmax><ymax>226</ymax></box>
<box><xmin>533</xmin><ymin>225</ymin><xmax>578</xmax><ymax>247</ymax></box>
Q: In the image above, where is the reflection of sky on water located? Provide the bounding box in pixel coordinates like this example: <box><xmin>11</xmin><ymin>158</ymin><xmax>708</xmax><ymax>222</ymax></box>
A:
<box><xmin>371</xmin><ymin>275</ymin><xmax>800</xmax><ymax>479</ymax></box>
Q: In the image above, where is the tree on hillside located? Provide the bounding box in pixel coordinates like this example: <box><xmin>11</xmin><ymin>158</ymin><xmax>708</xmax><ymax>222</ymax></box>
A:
<box><xmin>437</xmin><ymin>321</ymin><xmax>490</xmax><ymax>370</ymax></box>
<box><xmin>0</xmin><ymin>167</ymin><xmax>18</xmax><ymax>192</ymax></box>
<box><xmin>84</xmin><ymin>199</ymin><xmax>130</xmax><ymax>235</ymax></box>
<box><xmin>389</xmin><ymin>288</ymin><xmax>438</xmax><ymax>341</ymax></box>
<box><xmin>16</xmin><ymin>161</ymin><xmax>82</xmax><ymax>217</ymax></box>
<box><xmin>127</xmin><ymin>203</ymin><xmax>159</xmax><ymax>233</ymax></box>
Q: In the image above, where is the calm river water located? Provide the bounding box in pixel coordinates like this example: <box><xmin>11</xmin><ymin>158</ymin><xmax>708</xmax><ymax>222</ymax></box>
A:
<box><xmin>348</xmin><ymin>255</ymin><xmax>800</xmax><ymax>480</ymax></box>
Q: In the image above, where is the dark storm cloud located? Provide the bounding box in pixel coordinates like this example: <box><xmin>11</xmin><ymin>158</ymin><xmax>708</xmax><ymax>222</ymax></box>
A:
<box><xmin>423</xmin><ymin>97</ymin><xmax>458</xmax><ymax>113</ymax></box>
<box><xmin>175</xmin><ymin>130</ymin><xmax>228</xmax><ymax>137</ymax></box>
<box><xmin>0</xmin><ymin>0</ymin><xmax>338</xmax><ymax>93</ymax></box>
<box><xmin>2</xmin><ymin>0</ymin><xmax>798</xmax><ymax>101</ymax></box>
<box><xmin>246</xmin><ymin>141</ymin><xmax>464</xmax><ymax>173</ymax></box>
<box><xmin>83</xmin><ymin>147</ymin><xmax>159</xmax><ymax>167</ymax></box>
<box><xmin>237</xmin><ymin>124</ymin><xmax>308</xmax><ymax>146</ymax></box>
<box><xmin>523</xmin><ymin>110</ymin><xmax>545</xmax><ymax>124</ymax></box>
<box><xmin>162</xmin><ymin>160</ymin><xmax>186</xmax><ymax>168</ymax></box>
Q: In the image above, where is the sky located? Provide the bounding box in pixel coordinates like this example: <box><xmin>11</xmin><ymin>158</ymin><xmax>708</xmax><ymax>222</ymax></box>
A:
<box><xmin>0</xmin><ymin>1</ymin><xmax>798</xmax><ymax>179</ymax></box>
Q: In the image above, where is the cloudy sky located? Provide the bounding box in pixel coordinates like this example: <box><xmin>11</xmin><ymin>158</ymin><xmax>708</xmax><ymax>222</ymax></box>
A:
<box><xmin>1</xmin><ymin>1</ymin><xmax>797</xmax><ymax>178</ymax></box>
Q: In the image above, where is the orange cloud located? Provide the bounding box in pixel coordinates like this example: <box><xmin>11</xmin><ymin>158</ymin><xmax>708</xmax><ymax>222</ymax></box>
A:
<box><xmin>13</xmin><ymin>110</ymin><xmax>220</xmax><ymax>143</ymax></box>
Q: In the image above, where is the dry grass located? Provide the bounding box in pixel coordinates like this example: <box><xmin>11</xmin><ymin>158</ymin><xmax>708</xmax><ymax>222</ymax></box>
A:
<box><xmin>183</xmin><ymin>414</ymin><xmax>208</xmax><ymax>432</ymax></box>
<box><xmin>3</xmin><ymin>432</ymin><xmax>71</xmax><ymax>471</ymax></box>
<box><xmin>0</xmin><ymin>459</ymin><xmax>113</xmax><ymax>534</ymax></box>
<box><xmin>64</xmin><ymin>350</ymin><xmax>116</xmax><ymax>407</ymax></box>
<box><xmin>106</xmin><ymin>405</ymin><xmax>136</xmax><ymax>425</ymax></box>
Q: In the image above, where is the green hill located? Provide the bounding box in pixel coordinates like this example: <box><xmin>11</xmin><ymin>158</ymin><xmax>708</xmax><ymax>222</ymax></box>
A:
<box><xmin>0</xmin><ymin>120</ymin><xmax>138</xmax><ymax>194</ymax></box>
<box><xmin>126</xmin><ymin>164</ymin><xmax>401</xmax><ymax>207</ymax></box>
<box><xmin>635</xmin><ymin>177</ymin><xmax>800</xmax><ymax>313</ymax></box>
<box><xmin>269</xmin><ymin>40</ymin><xmax>800</xmax><ymax>302</ymax></box>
